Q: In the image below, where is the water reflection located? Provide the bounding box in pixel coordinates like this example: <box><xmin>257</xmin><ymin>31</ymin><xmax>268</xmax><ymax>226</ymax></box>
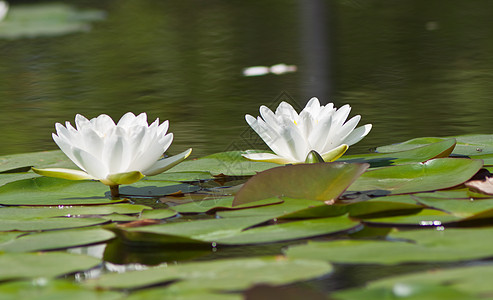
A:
<box><xmin>1</xmin><ymin>0</ymin><xmax>493</xmax><ymax>157</ymax></box>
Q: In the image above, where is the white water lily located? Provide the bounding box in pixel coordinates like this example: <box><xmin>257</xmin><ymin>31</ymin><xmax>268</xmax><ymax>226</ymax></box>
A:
<box><xmin>243</xmin><ymin>97</ymin><xmax>372</xmax><ymax>164</ymax></box>
<box><xmin>0</xmin><ymin>1</ymin><xmax>8</xmax><ymax>22</ymax></box>
<box><xmin>33</xmin><ymin>112</ymin><xmax>192</xmax><ymax>196</ymax></box>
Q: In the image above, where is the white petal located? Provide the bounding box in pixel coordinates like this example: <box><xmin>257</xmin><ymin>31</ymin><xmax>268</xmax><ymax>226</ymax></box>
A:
<box><xmin>102</xmin><ymin>127</ymin><xmax>126</xmax><ymax>174</ymax></box>
<box><xmin>72</xmin><ymin>147</ymin><xmax>108</xmax><ymax>179</ymax></box>
<box><xmin>246</xmin><ymin>115</ymin><xmax>294</xmax><ymax>160</ymax></box>
<box><xmin>93</xmin><ymin>114</ymin><xmax>115</xmax><ymax>134</ymax></box>
<box><xmin>342</xmin><ymin>124</ymin><xmax>372</xmax><ymax>146</ymax></box>
<box><xmin>275</xmin><ymin>102</ymin><xmax>298</xmax><ymax>120</ymax></box>
<box><xmin>117</xmin><ymin>112</ymin><xmax>137</xmax><ymax>128</ymax></box>
<box><xmin>277</xmin><ymin>118</ymin><xmax>310</xmax><ymax>162</ymax></box>
<box><xmin>134</xmin><ymin>112</ymin><xmax>148</xmax><ymax>126</ymax></box>
<box><xmin>143</xmin><ymin>148</ymin><xmax>192</xmax><ymax>176</ymax></box>
<box><xmin>307</xmin><ymin>111</ymin><xmax>333</xmax><ymax>151</ymax></box>
<box><xmin>320</xmin><ymin>144</ymin><xmax>348</xmax><ymax>162</ymax></box>
<box><xmin>52</xmin><ymin>133</ymin><xmax>86</xmax><ymax>172</ymax></box>
<box><xmin>75</xmin><ymin>114</ymin><xmax>90</xmax><ymax>131</ymax></box>
<box><xmin>259</xmin><ymin>106</ymin><xmax>281</xmax><ymax>131</ymax></box>
<box><xmin>241</xmin><ymin>152</ymin><xmax>294</xmax><ymax>164</ymax></box>
<box><xmin>322</xmin><ymin>115</ymin><xmax>361</xmax><ymax>150</ymax></box>
<box><xmin>31</xmin><ymin>167</ymin><xmax>95</xmax><ymax>181</ymax></box>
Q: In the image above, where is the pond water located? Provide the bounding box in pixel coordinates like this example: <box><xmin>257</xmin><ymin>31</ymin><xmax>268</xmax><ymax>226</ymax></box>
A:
<box><xmin>2</xmin><ymin>1</ymin><xmax>493</xmax><ymax>297</ymax></box>
<box><xmin>1</xmin><ymin>0</ymin><xmax>493</xmax><ymax>157</ymax></box>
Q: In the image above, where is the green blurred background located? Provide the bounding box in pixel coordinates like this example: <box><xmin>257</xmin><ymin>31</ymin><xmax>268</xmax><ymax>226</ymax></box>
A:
<box><xmin>1</xmin><ymin>0</ymin><xmax>493</xmax><ymax>157</ymax></box>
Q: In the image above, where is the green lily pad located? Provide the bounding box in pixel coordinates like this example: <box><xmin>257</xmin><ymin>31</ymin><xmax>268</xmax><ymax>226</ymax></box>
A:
<box><xmin>215</xmin><ymin>215</ymin><xmax>360</xmax><ymax>245</ymax></box>
<box><xmin>143</xmin><ymin>171</ymin><xmax>214</xmax><ymax>182</ymax></box>
<box><xmin>347</xmin><ymin>200</ymin><xmax>423</xmax><ymax>219</ymax></box>
<box><xmin>218</xmin><ymin>198</ymin><xmax>324</xmax><ymax>219</ymax></box>
<box><xmin>139</xmin><ymin>208</ymin><xmax>177</xmax><ymax>220</ymax></box>
<box><xmin>0</xmin><ymin>3</ymin><xmax>105</xmax><ymax>39</ymax></box>
<box><xmin>0</xmin><ymin>150</ymin><xmax>74</xmax><ymax>173</ymax></box>
<box><xmin>85</xmin><ymin>256</ymin><xmax>333</xmax><ymax>291</ymax></box>
<box><xmin>127</xmin><ymin>286</ymin><xmax>241</xmax><ymax>300</ymax></box>
<box><xmin>0</xmin><ymin>177</ymin><xmax>124</xmax><ymax>205</ymax></box>
<box><xmin>0</xmin><ymin>279</ymin><xmax>122</xmax><ymax>300</ymax></box>
<box><xmin>0</xmin><ymin>217</ymin><xmax>110</xmax><ymax>232</ymax></box>
<box><xmin>0</xmin><ymin>173</ymin><xmax>40</xmax><ymax>188</ymax></box>
<box><xmin>120</xmin><ymin>182</ymin><xmax>199</xmax><ymax>197</ymax></box>
<box><xmin>413</xmin><ymin>196</ymin><xmax>493</xmax><ymax>217</ymax></box>
<box><xmin>363</xmin><ymin>209</ymin><xmax>459</xmax><ymax>225</ymax></box>
<box><xmin>0</xmin><ymin>203</ymin><xmax>151</xmax><ymax>219</ymax></box>
<box><xmin>233</xmin><ymin>162</ymin><xmax>369</xmax><ymax>206</ymax></box>
<box><xmin>0</xmin><ymin>228</ymin><xmax>115</xmax><ymax>252</ymax></box>
<box><xmin>376</xmin><ymin>134</ymin><xmax>493</xmax><ymax>156</ymax></box>
<box><xmin>333</xmin><ymin>282</ymin><xmax>476</xmax><ymax>300</ymax></box>
<box><xmin>170</xmin><ymin>151</ymin><xmax>278</xmax><ymax>176</ymax></box>
<box><xmin>286</xmin><ymin>227</ymin><xmax>493</xmax><ymax>265</ymax></box>
<box><xmin>0</xmin><ymin>252</ymin><xmax>101</xmax><ymax>280</ymax></box>
<box><xmin>126</xmin><ymin>216</ymin><xmax>273</xmax><ymax>243</ymax></box>
<box><xmin>171</xmin><ymin>196</ymin><xmax>285</xmax><ymax>214</ymax></box>
<box><xmin>366</xmin><ymin>264</ymin><xmax>493</xmax><ymax>297</ymax></box>
<box><xmin>348</xmin><ymin>158</ymin><xmax>483</xmax><ymax>195</ymax></box>
<box><xmin>341</xmin><ymin>138</ymin><xmax>456</xmax><ymax>167</ymax></box>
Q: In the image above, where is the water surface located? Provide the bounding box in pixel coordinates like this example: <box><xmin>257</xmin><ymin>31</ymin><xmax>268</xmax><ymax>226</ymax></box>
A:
<box><xmin>1</xmin><ymin>0</ymin><xmax>493</xmax><ymax>157</ymax></box>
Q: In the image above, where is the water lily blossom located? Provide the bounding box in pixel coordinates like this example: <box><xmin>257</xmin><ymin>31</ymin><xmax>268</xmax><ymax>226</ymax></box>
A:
<box><xmin>243</xmin><ymin>98</ymin><xmax>372</xmax><ymax>164</ymax></box>
<box><xmin>33</xmin><ymin>112</ymin><xmax>192</xmax><ymax>197</ymax></box>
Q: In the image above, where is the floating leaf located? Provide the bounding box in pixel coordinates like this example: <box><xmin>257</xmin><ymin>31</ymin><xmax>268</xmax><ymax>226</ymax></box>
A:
<box><xmin>0</xmin><ymin>177</ymin><xmax>123</xmax><ymax>205</ymax></box>
<box><xmin>0</xmin><ymin>150</ymin><xmax>74</xmax><ymax>173</ymax></box>
<box><xmin>126</xmin><ymin>216</ymin><xmax>273</xmax><ymax>243</ymax></box>
<box><xmin>348</xmin><ymin>158</ymin><xmax>483</xmax><ymax>195</ymax></box>
<box><xmin>233</xmin><ymin>162</ymin><xmax>369</xmax><ymax>206</ymax></box>
<box><xmin>341</xmin><ymin>139</ymin><xmax>456</xmax><ymax>167</ymax></box>
<box><xmin>360</xmin><ymin>264</ymin><xmax>493</xmax><ymax>299</ymax></box>
<box><xmin>286</xmin><ymin>227</ymin><xmax>493</xmax><ymax>264</ymax></box>
<box><xmin>333</xmin><ymin>282</ymin><xmax>475</xmax><ymax>300</ymax></box>
<box><xmin>170</xmin><ymin>151</ymin><xmax>278</xmax><ymax>176</ymax></box>
<box><xmin>0</xmin><ymin>252</ymin><xmax>101</xmax><ymax>280</ymax></box>
<box><xmin>376</xmin><ymin>134</ymin><xmax>493</xmax><ymax>156</ymax></box>
<box><xmin>214</xmin><ymin>215</ymin><xmax>360</xmax><ymax>245</ymax></box>
<box><xmin>0</xmin><ymin>279</ymin><xmax>122</xmax><ymax>300</ymax></box>
<box><xmin>347</xmin><ymin>200</ymin><xmax>423</xmax><ymax>219</ymax></box>
<box><xmin>85</xmin><ymin>257</ymin><xmax>333</xmax><ymax>291</ymax></box>
<box><xmin>127</xmin><ymin>286</ymin><xmax>241</xmax><ymax>300</ymax></box>
<box><xmin>171</xmin><ymin>196</ymin><xmax>283</xmax><ymax>214</ymax></box>
<box><xmin>0</xmin><ymin>3</ymin><xmax>105</xmax><ymax>39</ymax></box>
<box><xmin>0</xmin><ymin>217</ymin><xmax>109</xmax><ymax>232</ymax></box>
<box><xmin>413</xmin><ymin>196</ymin><xmax>493</xmax><ymax>218</ymax></box>
<box><xmin>0</xmin><ymin>228</ymin><xmax>115</xmax><ymax>252</ymax></box>
<box><xmin>363</xmin><ymin>209</ymin><xmax>459</xmax><ymax>225</ymax></box>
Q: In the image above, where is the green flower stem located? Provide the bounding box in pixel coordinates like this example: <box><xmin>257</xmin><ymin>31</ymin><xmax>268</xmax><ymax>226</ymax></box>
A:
<box><xmin>109</xmin><ymin>185</ymin><xmax>120</xmax><ymax>198</ymax></box>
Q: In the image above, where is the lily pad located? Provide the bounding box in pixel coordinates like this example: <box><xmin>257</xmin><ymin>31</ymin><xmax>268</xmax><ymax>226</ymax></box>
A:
<box><xmin>363</xmin><ymin>209</ymin><xmax>459</xmax><ymax>225</ymax></box>
<box><xmin>341</xmin><ymin>138</ymin><xmax>456</xmax><ymax>167</ymax></box>
<box><xmin>0</xmin><ymin>3</ymin><xmax>105</xmax><ymax>39</ymax></box>
<box><xmin>376</xmin><ymin>134</ymin><xmax>493</xmax><ymax>156</ymax></box>
<box><xmin>0</xmin><ymin>217</ymin><xmax>110</xmax><ymax>232</ymax></box>
<box><xmin>0</xmin><ymin>177</ymin><xmax>123</xmax><ymax>205</ymax></box>
<box><xmin>412</xmin><ymin>196</ymin><xmax>493</xmax><ymax>218</ymax></box>
<box><xmin>170</xmin><ymin>151</ymin><xmax>278</xmax><ymax>176</ymax></box>
<box><xmin>127</xmin><ymin>286</ymin><xmax>241</xmax><ymax>300</ymax></box>
<box><xmin>233</xmin><ymin>162</ymin><xmax>369</xmax><ymax>206</ymax></box>
<box><xmin>348</xmin><ymin>158</ymin><xmax>483</xmax><ymax>195</ymax></box>
<box><xmin>0</xmin><ymin>150</ymin><xmax>74</xmax><ymax>173</ymax></box>
<box><xmin>0</xmin><ymin>279</ymin><xmax>122</xmax><ymax>300</ymax></box>
<box><xmin>366</xmin><ymin>264</ymin><xmax>493</xmax><ymax>296</ymax></box>
<box><xmin>0</xmin><ymin>228</ymin><xmax>115</xmax><ymax>252</ymax></box>
<box><xmin>0</xmin><ymin>252</ymin><xmax>101</xmax><ymax>280</ymax></box>
<box><xmin>215</xmin><ymin>215</ymin><xmax>360</xmax><ymax>245</ymax></box>
<box><xmin>286</xmin><ymin>227</ymin><xmax>493</xmax><ymax>264</ymax></box>
<box><xmin>85</xmin><ymin>256</ymin><xmax>333</xmax><ymax>291</ymax></box>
